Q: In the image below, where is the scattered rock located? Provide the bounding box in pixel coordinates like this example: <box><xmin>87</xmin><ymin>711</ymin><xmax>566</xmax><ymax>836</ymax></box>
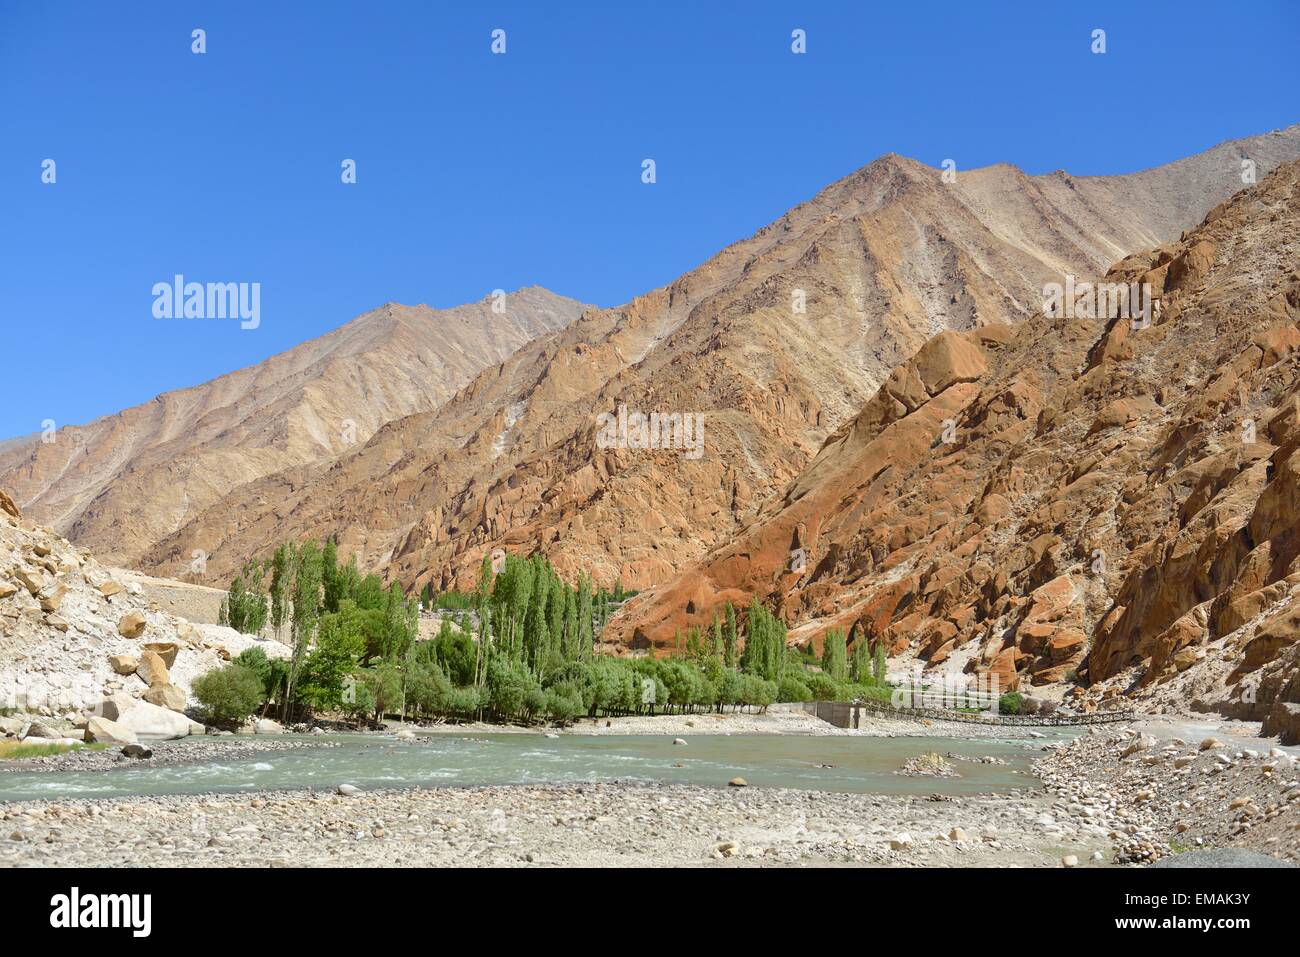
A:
<box><xmin>118</xmin><ymin>611</ymin><xmax>147</xmax><ymax>638</ymax></box>
<box><xmin>108</xmin><ymin>654</ymin><xmax>139</xmax><ymax>675</ymax></box>
<box><xmin>140</xmin><ymin>642</ymin><xmax>179</xmax><ymax>668</ymax></box>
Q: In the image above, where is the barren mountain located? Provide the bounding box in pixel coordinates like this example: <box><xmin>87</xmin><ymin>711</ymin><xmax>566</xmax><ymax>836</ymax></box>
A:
<box><xmin>126</xmin><ymin>128</ymin><xmax>1300</xmax><ymax>593</ymax></box>
<box><xmin>609</xmin><ymin>158</ymin><xmax>1300</xmax><ymax>730</ymax></box>
<box><xmin>0</xmin><ymin>287</ymin><xmax>588</xmax><ymax>567</ymax></box>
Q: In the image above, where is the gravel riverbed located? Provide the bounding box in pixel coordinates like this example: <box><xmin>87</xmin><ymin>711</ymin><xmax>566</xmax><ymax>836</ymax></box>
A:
<box><xmin>2</xmin><ymin>715</ymin><xmax>1295</xmax><ymax>868</ymax></box>
<box><xmin>0</xmin><ymin>737</ymin><xmax>340</xmax><ymax>773</ymax></box>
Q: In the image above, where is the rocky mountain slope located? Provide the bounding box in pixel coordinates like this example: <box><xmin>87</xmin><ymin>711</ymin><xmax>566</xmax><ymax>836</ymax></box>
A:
<box><xmin>134</xmin><ymin>128</ymin><xmax>1300</xmax><ymax>591</ymax></box>
<box><xmin>0</xmin><ymin>287</ymin><xmax>588</xmax><ymax>568</ymax></box>
<box><xmin>0</xmin><ymin>457</ymin><xmax>290</xmax><ymax>723</ymax></box>
<box><xmin>609</xmin><ymin>158</ymin><xmax>1300</xmax><ymax>729</ymax></box>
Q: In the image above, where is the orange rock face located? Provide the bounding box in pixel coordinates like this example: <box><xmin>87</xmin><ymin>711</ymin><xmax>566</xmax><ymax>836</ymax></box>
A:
<box><xmin>611</xmin><ymin>160</ymin><xmax>1300</xmax><ymax>698</ymax></box>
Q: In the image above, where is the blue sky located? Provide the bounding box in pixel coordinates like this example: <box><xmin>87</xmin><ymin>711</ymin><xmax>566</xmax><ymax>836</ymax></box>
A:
<box><xmin>1</xmin><ymin>0</ymin><xmax>1297</xmax><ymax>439</ymax></box>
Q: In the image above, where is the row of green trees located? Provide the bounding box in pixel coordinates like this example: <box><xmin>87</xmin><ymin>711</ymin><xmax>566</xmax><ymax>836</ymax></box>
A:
<box><xmin>197</xmin><ymin>544</ymin><xmax>890</xmax><ymax>727</ymax></box>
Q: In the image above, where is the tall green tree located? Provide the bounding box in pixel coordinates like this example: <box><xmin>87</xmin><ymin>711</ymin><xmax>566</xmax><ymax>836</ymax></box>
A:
<box><xmin>820</xmin><ymin>629</ymin><xmax>847</xmax><ymax>682</ymax></box>
<box><xmin>722</xmin><ymin>602</ymin><xmax>738</xmax><ymax>668</ymax></box>
<box><xmin>282</xmin><ymin>540</ymin><xmax>323</xmax><ymax>721</ymax></box>
<box><xmin>269</xmin><ymin>543</ymin><xmax>294</xmax><ymax>641</ymax></box>
<box><xmin>321</xmin><ymin>538</ymin><xmax>344</xmax><ymax>614</ymax></box>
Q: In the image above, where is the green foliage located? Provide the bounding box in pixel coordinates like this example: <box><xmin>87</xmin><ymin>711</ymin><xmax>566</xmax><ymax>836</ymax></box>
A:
<box><xmin>229</xmin><ymin>535</ymin><xmax>859</xmax><ymax>726</ymax></box>
<box><xmin>233</xmin><ymin>646</ymin><xmax>273</xmax><ymax>697</ymax></box>
<box><xmin>297</xmin><ymin>609</ymin><xmax>365</xmax><ymax>712</ymax></box>
<box><xmin>739</xmin><ymin>598</ymin><xmax>786</xmax><ymax>681</ymax></box>
<box><xmin>777</xmin><ymin>674</ymin><xmax>813</xmax><ymax>702</ymax></box>
<box><xmin>223</xmin><ymin>560</ymin><xmax>269</xmax><ymax>634</ymax></box>
<box><xmin>804</xmin><ymin>672</ymin><xmax>840</xmax><ymax>700</ymax></box>
<box><xmin>820</xmin><ymin>629</ymin><xmax>847</xmax><ymax>681</ymax></box>
<box><xmin>192</xmin><ymin>664</ymin><xmax>266</xmax><ymax>723</ymax></box>
<box><xmin>0</xmin><ymin>740</ymin><xmax>106</xmax><ymax>759</ymax></box>
<box><xmin>998</xmin><ymin>692</ymin><xmax>1024</xmax><ymax>715</ymax></box>
<box><xmin>849</xmin><ymin>633</ymin><xmax>868</xmax><ymax>683</ymax></box>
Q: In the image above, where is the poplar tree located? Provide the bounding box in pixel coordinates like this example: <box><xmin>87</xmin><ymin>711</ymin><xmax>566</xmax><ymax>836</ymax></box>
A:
<box><xmin>322</xmin><ymin>538</ymin><xmax>342</xmax><ymax>613</ymax></box>
<box><xmin>269</xmin><ymin>543</ymin><xmax>294</xmax><ymax>642</ymax></box>
<box><xmin>820</xmin><ymin>629</ymin><xmax>847</xmax><ymax>681</ymax></box>
<box><xmin>723</xmin><ymin>602</ymin><xmax>738</xmax><ymax>668</ymax></box>
<box><xmin>283</xmin><ymin>541</ymin><xmax>323</xmax><ymax>721</ymax></box>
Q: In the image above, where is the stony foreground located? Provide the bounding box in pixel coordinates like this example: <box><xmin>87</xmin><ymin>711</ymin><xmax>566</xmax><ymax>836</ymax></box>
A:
<box><xmin>1037</xmin><ymin>723</ymin><xmax>1300</xmax><ymax>864</ymax></box>
<box><xmin>1</xmin><ymin>781</ymin><xmax>1085</xmax><ymax>868</ymax></box>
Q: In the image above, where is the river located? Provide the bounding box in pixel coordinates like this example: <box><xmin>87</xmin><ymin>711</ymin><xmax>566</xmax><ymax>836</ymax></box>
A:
<box><xmin>0</xmin><ymin>731</ymin><xmax>1068</xmax><ymax>802</ymax></box>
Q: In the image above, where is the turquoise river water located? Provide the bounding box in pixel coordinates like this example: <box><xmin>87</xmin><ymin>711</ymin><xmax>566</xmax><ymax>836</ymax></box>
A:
<box><xmin>0</xmin><ymin>731</ymin><xmax>1074</xmax><ymax>802</ymax></box>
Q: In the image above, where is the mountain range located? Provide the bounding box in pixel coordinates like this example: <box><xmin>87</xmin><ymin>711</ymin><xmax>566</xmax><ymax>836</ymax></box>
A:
<box><xmin>3</xmin><ymin>128</ymin><xmax>1300</xmax><ymax>693</ymax></box>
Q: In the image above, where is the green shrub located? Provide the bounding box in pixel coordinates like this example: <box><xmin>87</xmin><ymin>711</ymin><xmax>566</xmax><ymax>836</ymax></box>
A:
<box><xmin>233</xmin><ymin>646</ymin><xmax>272</xmax><ymax>694</ymax></box>
<box><xmin>805</xmin><ymin>672</ymin><xmax>839</xmax><ymax>700</ymax></box>
<box><xmin>998</xmin><ymin>692</ymin><xmax>1024</xmax><ymax>716</ymax></box>
<box><xmin>192</xmin><ymin>664</ymin><xmax>266</xmax><ymax>723</ymax></box>
<box><xmin>777</xmin><ymin>675</ymin><xmax>813</xmax><ymax>702</ymax></box>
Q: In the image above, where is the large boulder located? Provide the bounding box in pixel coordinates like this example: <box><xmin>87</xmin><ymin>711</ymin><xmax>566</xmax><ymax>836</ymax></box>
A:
<box><xmin>84</xmin><ymin>716</ymin><xmax>139</xmax><ymax>746</ymax></box>
<box><xmin>22</xmin><ymin>720</ymin><xmax>63</xmax><ymax>740</ymax></box>
<box><xmin>15</xmin><ymin>568</ymin><xmax>44</xmax><ymax>595</ymax></box>
<box><xmin>118</xmin><ymin>611</ymin><xmax>147</xmax><ymax>638</ymax></box>
<box><xmin>142</xmin><ymin>683</ymin><xmax>188</xmax><ymax>712</ymax></box>
<box><xmin>1262</xmin><ymin>701</ymin><xmax>1300</xmax><ymax>746</ymax></box>
<box><xmin>141</xmin><ymin>642</ymin><xmax>179</xmax><ymax>668</ymax></box>
<box><xmin>112</xmin><ymin>698</ymin><xmax>204</xmax><ymax>740</ymax></box>
<box><xmin>108</xmin><ymin>654</ymin><xmax>139</xmax><ymax>675</ymax></box>
<box><xmin>96</xmin><ymin>692</ymin><xmax>139</xmax><ymax>722</ymax></box>
<box><xmin>254</xmin><ymin>718</ymin><xmax>285</xmax><ymax>735</ymax></box>
<box><xmin>135</xmin><ymin>650</ymin><xmax>170</xmax><ymax>687</ymax></box>
<box><xmin>38</xmin><ymin>582</ymin><xmax>67</xmax><ymax>612</ymax></box>
<box><xmin>0</xmin><ymin>488</ymin><xmax>20</xmax><ymax>519</ymax></box>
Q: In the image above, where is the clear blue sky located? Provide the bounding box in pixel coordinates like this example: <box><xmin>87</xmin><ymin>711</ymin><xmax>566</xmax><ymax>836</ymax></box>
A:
<box><xmin>1</xmin><ymin>1</ymin><xmax>1297</xmax><ymax>439</ymax></box>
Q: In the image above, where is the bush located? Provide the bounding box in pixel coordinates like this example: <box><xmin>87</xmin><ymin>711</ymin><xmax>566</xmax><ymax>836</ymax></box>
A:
<box><xmin>777</xmin><ymin>674</ymin><xmax>813</xmax><ymax>702</ymax></box>
<box><xmin>998</xmin><ymin>692</ymin><xmax>1024</xmax><ymax>716</ymax></box>
<box><xmin>804</xmin><ymin>672</ymin><xmax>840</xmax><ymax>701</ymax></box>
<box><xmin>192</xmin><ymin>664</ymin><xmax>266</xmax><ymax>723</ymax></box>
<box><xmin>234</xmin><ymin>646</ymin><xmax>272</xmax><ymax>695</ymax></box>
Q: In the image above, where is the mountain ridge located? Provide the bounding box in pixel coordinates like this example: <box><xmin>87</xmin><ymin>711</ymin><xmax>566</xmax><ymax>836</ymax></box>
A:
<box><xmin>0</xmin><ymin>286</ymin><xmax>590</xmax><ymax>565</ymax></box>
<box><xmin>126</xmin><ymin>126</ymin><xmax>1300</xmax><ymax>592</ymax></box>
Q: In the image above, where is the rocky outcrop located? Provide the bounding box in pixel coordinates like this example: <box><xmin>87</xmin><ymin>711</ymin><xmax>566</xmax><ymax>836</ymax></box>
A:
<box><xmin>1262</xmin><ymin>702</ymin><xmax>1300</xmax><ymax>745</ymax></box>
<box><xmin>0</xmin><ymin>512</ymin><xmax>290</xmax><ymax>717</ymax></box>
<box><xmin>609</xmin><ymin>159</ymin><xmax>1300</xmax><ymax>715</ymax></box>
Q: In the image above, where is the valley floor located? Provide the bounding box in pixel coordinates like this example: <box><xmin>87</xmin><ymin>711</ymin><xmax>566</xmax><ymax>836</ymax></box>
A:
<box><xmin>1</xmin><ymin>716</ymin><xmax>1296</xmax><ymax>868</ymax></box>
